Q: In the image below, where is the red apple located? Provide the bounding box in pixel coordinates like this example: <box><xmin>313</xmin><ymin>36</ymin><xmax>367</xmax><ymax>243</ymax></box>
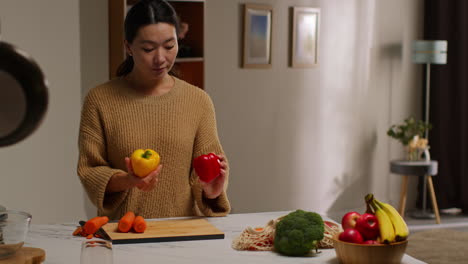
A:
<box><xmin>355</xmin><ymin>213</ymin><xmax>380</xmax><ymax>241</ymax></box>
<box><xmin>363</xmin><ymin>240</ymin><xmax>380</xmax><ymax>245</ymax></box>
<box><xmin>341</xmin><ymin>211</ymin><xmax>361</xmax><ymax>230</ymax></box>
<box><xmin>339</xmin><ymin>228</ymin><xmax>364</xmax><ymax>244</ymax></box>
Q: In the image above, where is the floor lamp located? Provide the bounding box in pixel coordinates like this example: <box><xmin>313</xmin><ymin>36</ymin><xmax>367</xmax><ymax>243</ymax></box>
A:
<box><xmin>411</xmin><ymin>40</ymin><xmax>448</xmax><ymax>218</ymax></box>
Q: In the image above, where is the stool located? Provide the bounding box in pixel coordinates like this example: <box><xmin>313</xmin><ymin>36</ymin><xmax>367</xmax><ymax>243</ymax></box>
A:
<box><xmin>390</xmin><ymin>160</ymin><xmax>440</xmax><ymax>224</ymax></box>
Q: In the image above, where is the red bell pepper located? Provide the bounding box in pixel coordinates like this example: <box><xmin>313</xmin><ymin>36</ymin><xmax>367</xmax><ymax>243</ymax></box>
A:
<box><xmin>193</xmin><ymin>153</ymin><xmax>221</xmax><ymax>183</ymax></box>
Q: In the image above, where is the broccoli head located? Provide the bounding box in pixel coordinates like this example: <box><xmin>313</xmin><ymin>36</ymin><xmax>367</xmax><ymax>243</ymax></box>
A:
<box><xmin>274</xmin><ymin>209</ymin><xmax>325</xmax><ymax>256</ymax></box>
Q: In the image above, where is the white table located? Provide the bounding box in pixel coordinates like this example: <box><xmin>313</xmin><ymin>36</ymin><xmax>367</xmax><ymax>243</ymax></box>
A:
<box><xmin>25</xmin><ymin>211</ymin><xmax>426</xmax><ymax>264</ymax></box>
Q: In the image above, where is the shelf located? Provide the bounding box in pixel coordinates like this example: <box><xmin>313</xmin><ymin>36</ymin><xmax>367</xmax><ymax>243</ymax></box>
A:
<box><xmin>168</xmin><ymin>0</ymin><xmax>205</xmax><ymax>2</ymax></box>
<box><xmin>127</xmin><ymin>0</ymin><xmax>205</xmax><ymax>4</ymax></box>
<box><xmin>109</xmin><ymin>0</ymin><xmax>205</xmax><ymax>88</ymax></box>
<box><xmin>176</xmin><ymin>57</ymin><xmax>204</xmax><ymax>62</ymax></box>
<box><xmin>174</xmin><ymin>60</ymin><xmax>203</xmax><ymax>88</ymax></box>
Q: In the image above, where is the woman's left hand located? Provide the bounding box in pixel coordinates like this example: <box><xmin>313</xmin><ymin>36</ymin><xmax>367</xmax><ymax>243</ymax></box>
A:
<box><xmin>199</xmin><ymin>154</ymin><xmax>227</xmax><ymax>199</ymax></box>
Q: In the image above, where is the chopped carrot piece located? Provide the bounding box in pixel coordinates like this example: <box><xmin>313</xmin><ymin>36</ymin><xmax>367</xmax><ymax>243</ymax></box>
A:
<box><xmin>132</xmin><ymin>216</ymin><xmax>146</xmax><ymax>233</ymax></box>
<box><xmin>83</xmin><ymin>216</ymin><xmax>109</xmax><ymax>235</ymax></box>
<box><xmin>72</xmin><ymin>227</ymin><xmax>83</xmax><ymax>236</ymax></box>
<box><xmin>118</xmin><ymin>212</ymin><xmax>136</xmax><ymax>233</ymax></box>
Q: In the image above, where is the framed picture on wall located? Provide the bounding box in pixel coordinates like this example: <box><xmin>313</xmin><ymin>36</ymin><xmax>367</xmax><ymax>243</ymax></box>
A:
<box><xmin>242</xmin><ymin>4</ymin><xmax>273</xmax><ymax>68</ymax></box>
<box><xmin>291</xmin><ymin>7</ymin><xmax>320</xmax><ymax>68</ymax></box>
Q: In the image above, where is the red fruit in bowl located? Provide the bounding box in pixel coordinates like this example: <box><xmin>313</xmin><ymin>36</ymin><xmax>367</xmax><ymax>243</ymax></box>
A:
<box><xmin>338</xmin><ymin>228</ymin><xmax>364</xmax><ymax>244</ymax></box>
<box><xmin>341</xmin><ymin>211</ymin><xmax>361</xmax><ymax>230</ymax></box>
<box><xmin>363</xmin><ymin>240</ymin><xmax>380</xmax><ymax>245</ymax></box>
<box><xmin>355</xmin><ymin>213</ymin><xmax>379</xmax><ymax>241</ymax></box>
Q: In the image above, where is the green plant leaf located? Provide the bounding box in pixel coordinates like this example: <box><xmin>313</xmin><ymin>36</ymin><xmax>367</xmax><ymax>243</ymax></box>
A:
<box><xmin>387</xmin><ymin>116</ymin><xmax>431</xmax><ymax>145</ymax></box>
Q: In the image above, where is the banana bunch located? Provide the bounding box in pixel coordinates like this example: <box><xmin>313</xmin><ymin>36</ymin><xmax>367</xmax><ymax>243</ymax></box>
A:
<box><xmin>365</xmin><ymin>194</ymin><xmax>409</xmax><ymax>244</ymax></box>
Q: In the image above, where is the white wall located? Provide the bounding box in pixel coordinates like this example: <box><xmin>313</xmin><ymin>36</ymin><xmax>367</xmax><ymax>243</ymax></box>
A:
<box><xmin>0</xmin><ymin>0</ymin><xmax>423</xmax><ymax>224</ymax></box>
<box><xmin>0</xmin><ymin>0</ymin><xmax>87</xmax><ymax>224</ymax></box>
<box><xmin>205</xmin><ymin>0</ymin><xmax>423</xmax><ymax>216</ymax></box>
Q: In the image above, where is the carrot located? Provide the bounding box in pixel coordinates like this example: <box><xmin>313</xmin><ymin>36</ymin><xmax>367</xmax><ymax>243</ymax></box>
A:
<box><xmin>72</xmin><ymin>226</ymin><xmax>83</xmax><ymax>236</ymax></box>
<box><xmin>86</xmin><ymin>234</ymin><xmax>93</xmax><ymax>239</ymax></box>
<box><xmin>83</xmin><ymin>216</ymin><xmax>109</xmax><ymax>235</ymax></box>
<box><xmin>132</xmin><ymin>215</ymin><xmax>147</xmax><ymax>233</ymax></box>
<box><xmin>118</xmin><ymin>211</ymin><xmax>136</xmax><ymax>233</ymax></box>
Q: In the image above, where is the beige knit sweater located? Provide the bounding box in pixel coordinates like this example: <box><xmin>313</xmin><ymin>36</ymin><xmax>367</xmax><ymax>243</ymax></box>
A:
<box><xmin>77</xmin><ymin>77</ymin><xmax>230</xmax><ymax>220</ymax></box>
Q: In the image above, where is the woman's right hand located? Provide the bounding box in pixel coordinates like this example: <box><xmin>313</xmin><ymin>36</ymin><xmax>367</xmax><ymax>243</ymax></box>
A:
<box><xmin>125</xmin><ymin>157</ymin><xmax>162</xmax><ymax>192</ymax></box>
<box><xmin>106</xmin><ymin>158</ymin><xmax>162</xmax><ymax>193</ymax></box>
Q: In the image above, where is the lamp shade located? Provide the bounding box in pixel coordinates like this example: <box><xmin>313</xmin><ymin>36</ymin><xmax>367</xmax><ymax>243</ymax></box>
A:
<box><xmin>412</xmin><ymin>40</ymin><xmax>448</xmax><ymax>64</ymax></box>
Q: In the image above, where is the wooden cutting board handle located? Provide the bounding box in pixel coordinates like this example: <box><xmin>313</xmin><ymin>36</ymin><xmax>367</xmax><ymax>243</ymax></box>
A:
<box><xmin>0</xmin><ymin>247</ymin><xmax>45</xmax><ymax>264</ymax></box>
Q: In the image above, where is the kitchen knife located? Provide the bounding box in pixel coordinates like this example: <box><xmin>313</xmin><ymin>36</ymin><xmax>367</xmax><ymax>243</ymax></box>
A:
<box><xmin>79</xmin><ymin>220</ymin><xmax>111</xmax><ymax>241</ymax></box>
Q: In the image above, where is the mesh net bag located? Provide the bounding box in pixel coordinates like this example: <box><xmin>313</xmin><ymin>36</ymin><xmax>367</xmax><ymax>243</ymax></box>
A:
<box><xmin>232</xmin><ymin>216</ymin><xmax>342</xmax><ymax>251</ymax></box>
<box><xmin>318</xmin><ymin>221</ymin><xmax>342</xmax><ymax>249</ymax></box>
<box><xmin>231</xmin><ymin>218</ymin><xmax>279</xmax><ymax>251</ymax></box>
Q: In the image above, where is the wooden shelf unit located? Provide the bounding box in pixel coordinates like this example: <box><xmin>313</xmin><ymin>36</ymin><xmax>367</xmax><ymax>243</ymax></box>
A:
<box><xmin>108</xmin><ymin>0</ymin><xmax>205</xmax><ymax>89</ymax></box>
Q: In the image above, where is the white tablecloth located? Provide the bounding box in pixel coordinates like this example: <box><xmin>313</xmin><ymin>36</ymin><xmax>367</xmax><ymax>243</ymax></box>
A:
<box><xmin>26</xmin><ymin>211</ymin><xmax>426</xmax><ymax>264</ymax></box>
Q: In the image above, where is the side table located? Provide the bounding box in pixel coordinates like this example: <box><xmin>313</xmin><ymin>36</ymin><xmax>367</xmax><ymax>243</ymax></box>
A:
<box><xmin>390</xmin><ymin>160</ymin><xmax>441</xmax><ymax>224</ymax></box>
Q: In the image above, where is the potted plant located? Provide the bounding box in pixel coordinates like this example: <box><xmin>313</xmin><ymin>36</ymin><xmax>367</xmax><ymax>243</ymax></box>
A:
<box><xmin>387</xmin><ymin>117</ymin><xmax>432</xmax><ymax>161</ymax></box>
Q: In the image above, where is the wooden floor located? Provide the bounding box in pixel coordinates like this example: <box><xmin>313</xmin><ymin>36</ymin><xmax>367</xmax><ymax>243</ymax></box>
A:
<box><xmin>405</xmin><ymin>228</ymin><xmax>468</xmax><ymax>264</ymax></box>
<box><xmin>406</xmin><ymin>210</ymin><xmax>468</xmax><ymax>232</ymax></box>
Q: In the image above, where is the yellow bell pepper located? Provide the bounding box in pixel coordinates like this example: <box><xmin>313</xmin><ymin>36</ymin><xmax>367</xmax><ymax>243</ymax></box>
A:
<box><xmin>130</xmin><ymin>149</ymin><xmax>160</xmax><ymax>177</ymax></box>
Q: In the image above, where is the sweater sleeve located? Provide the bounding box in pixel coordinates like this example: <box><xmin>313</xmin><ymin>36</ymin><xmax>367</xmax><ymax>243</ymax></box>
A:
<box><xmin>77</xmin><ymin>92</ymin><xmax>129</xmax><ymax>216</ymax></box>
<box><xmin>190</xmin><ymin>93</ymin><xmax>231</xmax><ymax>216</ymax></box>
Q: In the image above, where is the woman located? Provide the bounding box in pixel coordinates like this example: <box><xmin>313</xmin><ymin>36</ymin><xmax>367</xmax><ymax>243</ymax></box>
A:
<box><xmin>77</xmin><ymin>0</ymin><xmax>230</xmax><ymax>220</ymax></box>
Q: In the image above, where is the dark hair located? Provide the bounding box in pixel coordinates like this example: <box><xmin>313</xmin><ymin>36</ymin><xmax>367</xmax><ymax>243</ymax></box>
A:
<box><xmin>116</xmin><ymin>0</ymin><xmax>180</xmax><ymax>77</ymax></box>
